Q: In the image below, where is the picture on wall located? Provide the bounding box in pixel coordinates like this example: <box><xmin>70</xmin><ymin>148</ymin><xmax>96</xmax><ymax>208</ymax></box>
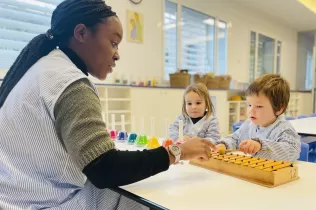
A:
<box><xmin>127</xmin><ymin>10</ymin><xmax>144</xmax><ymax>43</ymax></box>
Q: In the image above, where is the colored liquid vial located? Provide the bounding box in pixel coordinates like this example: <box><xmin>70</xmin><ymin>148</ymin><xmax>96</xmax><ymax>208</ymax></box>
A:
<box><xmin>135</xmin><ymin>135</ymin><xmax>148</xmax><ymax>147</ymax></box>
<box><xmin>162</xmin><ymin>139</ymin><xmax>173</xmax><ymax>147</ymax></box>
<box><xmin>128</xmin><ymin>132</ymin><xmax>137</xmax><ymax>144</ymax></box>
<box><xmin>117</xmin><ymin>131</ymin><xmax>128</xmax><ymax>142</ymax></box>
<box><xmin>147</xmin><ymin>136</ymin><xmax>160</xmax><ymax>149</ymax></box>
<box><xmin>110</xmin><ymin>130</ymin><xmax>118</xmax><ymax>141</ymax></box>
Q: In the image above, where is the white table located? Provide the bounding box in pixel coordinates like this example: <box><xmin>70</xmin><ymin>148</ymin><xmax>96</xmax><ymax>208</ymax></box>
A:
<box><xmin>116</xmin><ymin>143</ymin><xmax>316</xmax><ymax>210</ymax></box>
<box><xmin>121</xmin><ymin>161</ymin><xmax>315</xmax><ymax>210</ymax></box>
<box><xmin>290</xmin><ymin>118</ymin><xmax>316</xmax><ymax>136</ymax></box>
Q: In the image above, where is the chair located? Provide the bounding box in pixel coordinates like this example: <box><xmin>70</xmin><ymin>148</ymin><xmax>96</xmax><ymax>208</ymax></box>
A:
<box><xmin>309</xmin><ymin>150</ymin><xmax>316</xmax><ymax>163</ymax></box>
<box><xmin>286</xmin><ymin>117</ymin><xmax>296</xmax><ymax>120</ymax></box>
<box><xmin>232</xmin><ymin>121</ymin><xmax>244</xmax><ymax>133</ymax></box>
<box><xmin>309</xmin><ymin>141</ymin><xmax>316</xmax><ymax>152</ymax></box>
<box><xmin>298</xmin><ymin>115</ymin><xmax>308</xmax><ymax>119</ymax></box>
<box><xmin>298</xmin><ymin>142</ymin><xmax>309</xmax><ymax>162</ymax></box>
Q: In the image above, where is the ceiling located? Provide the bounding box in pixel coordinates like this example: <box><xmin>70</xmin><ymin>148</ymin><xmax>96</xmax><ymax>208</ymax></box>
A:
<box><xmin>233</xmin><ymin>0</ymin><xmax>316</xmax><ymax>32</ymax></box>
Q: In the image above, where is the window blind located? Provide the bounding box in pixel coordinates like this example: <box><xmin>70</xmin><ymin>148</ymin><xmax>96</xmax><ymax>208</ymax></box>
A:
<box><xmin>181</xmin><ymin>6</ymin><xmax>215</xmax><ymax>74</ymax></box>
<box><xmin>217</xmin><ymin>20</ymin><xmax>227</xmax><ymax>75</ymax></box>
<box><xmin>0</xmin><ymin>0</ymin><xmax>62</xmax><ymax>69</ymax></box>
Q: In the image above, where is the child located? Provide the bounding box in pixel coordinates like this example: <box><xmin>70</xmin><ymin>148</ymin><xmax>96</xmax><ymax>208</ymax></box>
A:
<box><xmin>169</xmin><ymin>83</ymin><xmax>220</xmax><ymax>144</ymax></box>
<box><xmin>216</xmin><ymin>74</ymin><xmax>300</xmax><ymax>162</ymax></box>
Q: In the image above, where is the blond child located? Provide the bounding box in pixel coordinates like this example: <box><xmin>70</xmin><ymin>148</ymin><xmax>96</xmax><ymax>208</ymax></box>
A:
<box><xmin>169</xmin><ymin>83</ymin><xmax>220</xmax><ymax>144</ymax></box>
<box><xmin>216</xmin><ymin>74</ymin><xmax>300</xmax><ymax>162</ymax></box>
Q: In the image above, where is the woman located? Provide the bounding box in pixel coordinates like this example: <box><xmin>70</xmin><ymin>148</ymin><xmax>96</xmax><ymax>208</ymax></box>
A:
<box><xmin>0</xmin><ymin>0</ymin><xmax>214</xmax><ymax>209</ymax></box>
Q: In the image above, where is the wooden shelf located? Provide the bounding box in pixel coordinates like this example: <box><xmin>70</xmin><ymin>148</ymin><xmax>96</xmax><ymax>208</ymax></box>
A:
<box><xmin>113</xmin><ymin>121</ymin><xmax>131</xmax><ymax>125</ymax></box>
<box><xmin>285</xmin><ymin>93</ymin><xmax>300</xmax><ymax>118</ymax></box>
<box><xmin>108</xmin><ymin>110</ymin><xmax>131</xmax><ymax>114</ymax></box>
<box><xmin>100</xmin><ymin>98</ymin><xmax>131</xmax><ymax>102</ymax></box>
<box><xmin>228</xmin><ymin>100</ymin><xmax>247</xmax><ymax>133</ymax></box>
<box><xmin>96</xmin><ymin>85</ymin><xmax>132</xmax><ymax>132</ymax></box>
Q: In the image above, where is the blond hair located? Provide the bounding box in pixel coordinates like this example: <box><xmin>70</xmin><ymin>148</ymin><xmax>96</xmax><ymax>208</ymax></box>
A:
<box><xmin>182</xmin><ymin>83</ymin><xmax>214</xmax><ymax>119</ymax></box>
<box><xmin>246</xmin><ymin>74</ymin><xmax>290</xmax><ymax>115</ymax></box>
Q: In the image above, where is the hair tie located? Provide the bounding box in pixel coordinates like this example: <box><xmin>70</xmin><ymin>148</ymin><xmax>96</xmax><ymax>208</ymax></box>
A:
<box><xmin>46</xmin><ymin>29</ymin><xmax>54</xmax><ymax>40</ymax></box>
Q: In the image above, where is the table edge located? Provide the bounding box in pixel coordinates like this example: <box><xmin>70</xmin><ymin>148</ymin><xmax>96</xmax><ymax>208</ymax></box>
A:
<box><xmin>111</xmin><ymin>187</ymin><xmax>169</xmax><ymax>210</ymax></box>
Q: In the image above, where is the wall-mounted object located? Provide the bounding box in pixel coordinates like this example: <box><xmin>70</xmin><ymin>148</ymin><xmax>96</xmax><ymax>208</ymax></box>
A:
<box><xmin>127</xmin><ymin>10</ymin><xmax>144</xmax><ymax>43</ymax></box>
<box><xmin>129</xmin><ymin>0</ymin><xmax>143</xmax><ymax>4</ymax></box>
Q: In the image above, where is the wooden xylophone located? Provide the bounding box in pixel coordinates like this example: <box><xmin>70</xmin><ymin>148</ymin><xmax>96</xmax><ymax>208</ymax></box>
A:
<box><xmin>190</xmin><ymin>152</ymin><xmax>299</xmax><ymax>187</ymax></box>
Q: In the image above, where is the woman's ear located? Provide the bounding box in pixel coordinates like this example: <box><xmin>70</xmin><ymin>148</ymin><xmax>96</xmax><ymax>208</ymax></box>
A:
<box><xmin>73</xmin><ymin>24</ymin><xmax>89</xmax><ymax>43</ymax></box>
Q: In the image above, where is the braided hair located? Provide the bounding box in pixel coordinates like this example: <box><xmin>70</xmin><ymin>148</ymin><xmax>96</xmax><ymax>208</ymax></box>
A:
<box><xmin>0</xmin><ymin>0</ymin><xmax>116</xmax><ymax>108</ymax></box>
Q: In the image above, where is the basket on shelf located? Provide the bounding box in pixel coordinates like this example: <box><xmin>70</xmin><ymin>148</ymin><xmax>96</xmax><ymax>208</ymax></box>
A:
<box><xmin>206</xmin><ymin>76</ymin><xmax>221</xmax><ymax>89</ymax></box>
<box><xmin>193</xmin><ymin>74</ymin><xmax>208</xmax><ymax>85</ymax></box>
<box><xmin>219</xmin><ymin>75</ymin><xmax>232</xmax><ymax>89</ymax></box>
<box><xmin>169</xmin><ymin>72</ymin><xmax>190</xmax><ymax>88</ymax></box>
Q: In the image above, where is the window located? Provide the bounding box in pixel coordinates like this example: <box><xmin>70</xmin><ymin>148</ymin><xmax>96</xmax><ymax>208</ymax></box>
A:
<box><xmin>181</xmin><ymin>6</ymin><xmax>214</xmax><ymax>74</ymax></box>
<box><xmin>249</xmin><ymin>31</ymin><xmax>281</xmax><ymax>82</ymax></box>
<box><xmin>276</xmin><ymin>41</ymin><xmax>281</xmax><ymax>74</ymax></box>
<box><xmin>217</xmin><ymin>21</ymin><xmax>228</xmax><ymax>75</ymax></box>
<box><xmin>305</xmin><ymin>51</ymin><xmax>313</xmax><ymax>90</ymax></box>
<box><xmin>0</xmin><ymin>0</ymin><xmax>62</xmax><ymax>69</ymax></box>
<box><xmin>257</xmin><ymin>34</ymin><xmax>275</xmax><ymax>75</ymax></box>
<box><xmin>164</xmin><ymin>0</ymin><xmax>178</xmax><ymax>79</ymax></box>
<box><xmin>249</xmin><ymin>31</ymin><xmax>256</xmax><ymax>82</ymax></box>
<box><xmin>164</xmin><ymin>0</ymin><xmax>228</xmax><ymax>79</ymax></box>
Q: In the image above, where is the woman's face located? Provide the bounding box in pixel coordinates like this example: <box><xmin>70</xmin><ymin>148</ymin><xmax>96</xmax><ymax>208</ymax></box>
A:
<box><xmin>73</xmin><ymin>16</ymin><xmax>123</xmax><ymax>80</ymax></box>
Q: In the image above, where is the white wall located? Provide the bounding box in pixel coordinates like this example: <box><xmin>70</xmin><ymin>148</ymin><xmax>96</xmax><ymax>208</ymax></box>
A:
<box><xmin>89</xmin><ymin>0</ymin><xmax>164</xmax><ymax>85</ymax></box>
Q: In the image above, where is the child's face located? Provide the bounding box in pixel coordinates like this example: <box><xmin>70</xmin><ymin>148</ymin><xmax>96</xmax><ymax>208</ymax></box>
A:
<box><xmin>185</xmin><ymin>91</ymin><xmax>206</xmax><ymax>118</ymax></box>
<box><xmin>246</xmin><ymin>93</ymin><xmax>283</xmax><ymax>127</ymax></box>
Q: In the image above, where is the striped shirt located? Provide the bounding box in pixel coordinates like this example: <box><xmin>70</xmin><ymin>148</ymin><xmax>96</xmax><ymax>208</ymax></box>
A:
<box><xmin>169</xmin><ymin>114</ymin><xmax>220</xmax><ymax>144</ymax></box>
<box><xmin>0</xmin><ymin>49</ymin><xmax>147</xmax><ymax>209</ymax></box>
<box><xmin>218</xmin><ymin>115</ymin><xmax>301</xmax><ymax>162</ymax></box>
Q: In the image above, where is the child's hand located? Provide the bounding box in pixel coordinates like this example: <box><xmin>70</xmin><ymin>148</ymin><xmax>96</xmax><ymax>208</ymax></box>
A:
<box><xmin>239</xmin><ymin>140</ymin><xmax>261</xmax><ymax>154</ymax></box>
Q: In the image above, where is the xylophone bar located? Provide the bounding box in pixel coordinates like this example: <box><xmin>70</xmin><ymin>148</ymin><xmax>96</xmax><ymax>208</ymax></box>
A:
<box><xmin>190</xmin><ymin>152</ymin><xmax>299</xmax><ymax>187</ymax></box>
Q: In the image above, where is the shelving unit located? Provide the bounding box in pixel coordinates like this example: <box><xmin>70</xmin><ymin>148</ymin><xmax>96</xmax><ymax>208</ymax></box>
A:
<box><xmin>228</xmin><ymin>101</ymin><xmax>247</xmax><ymax>133</ymax></box>
<box><xmin>100</xmin><ymin>98</ymin><xmax>131</xmax><ymax>102</ymax></box>
<box><xmin>284</xmin><ymin>92</ymin><xmax>300</xmax><ymax>118</ymax></box>
<box><xmin>96</xmin><ymin>85</ymin><xmax>132</xmax><ymax>132</ymax></box>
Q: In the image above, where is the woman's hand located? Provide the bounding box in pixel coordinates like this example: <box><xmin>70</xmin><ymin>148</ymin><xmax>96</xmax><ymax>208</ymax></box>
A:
<box><xmin>178</xmin><ymin>137</ymin><xmax>215</xmax><ymax>161</ymax></box>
